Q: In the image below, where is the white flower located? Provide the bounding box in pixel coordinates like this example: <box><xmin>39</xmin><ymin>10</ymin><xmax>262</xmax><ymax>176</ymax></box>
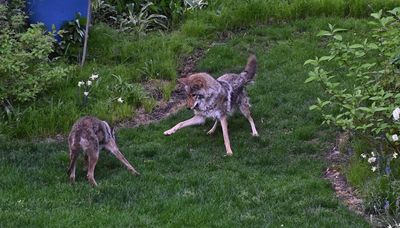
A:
<box><xmin>360</xmin><ymin>153</ymin><xmax>367</xmax><ymax>159</ymax></box>
<box><xmin>393</xmin><ymin>107</ymin><xmax>400</xmax><ymax>120</ymax></box>
<box><xmin>117</xmin><ymin>97</ymin><xmax>124</xmax><ymax>103</ymax></box>
<box><xmin>78</xmin><ymin>81</ymin><xmax>84</xmax><ymax>87</ymax></box>
<box><xmin>87</xmin><ymin>80</ymin><xmax>92</xmax><ymax>86</ymax></box>
<box><xmin>90</xmin><ymin>74</ymin><xmax>99</xmax><ymax>80</ymax></box>
<box><xmin>368</xmin><ymin>157</ymin><xmax>376</xmax><ymax>163</ymax></box>
<box><xmin>371</xmin><ymin>166</ymin><xmax>377</xmax><ymax>172</ymax></box>
<box><xmin>371</xmin><ymin>151</ymin><xmax>375</xmax><ymax>156</ymax></box>
<box><xmin>392</xmin><ymin>134</ymin><xmax>399</xmax><ymax>142</ymax></box>
<box><xmin>84</xmin><ymin>91</ymin><xmax>89</xmax><ymax>96</ymax></box>
<box><xmin>394</xmin><ymin>153</ymin><xmax>398</xmax><ymax>159</ymax></box>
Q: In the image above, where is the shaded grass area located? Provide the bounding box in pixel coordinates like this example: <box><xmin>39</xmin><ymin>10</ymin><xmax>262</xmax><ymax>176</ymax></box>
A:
<box><xmin>0</xmin><ymin>17</ymin><xmax>372</xmax><ymax>226</ymax></box>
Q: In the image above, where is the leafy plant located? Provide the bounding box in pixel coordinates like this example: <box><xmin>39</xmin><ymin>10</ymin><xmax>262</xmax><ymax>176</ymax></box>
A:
<box><xmin>115</xmin><ymin>2</ymin><xmax>168</xmax><ymax>34</ymax></box>
<box><xmin>138</xmin><ymin>59</ymin><xmax>161</xmax><ymax>80</ymax></box>
<box><xmin>0</xmin><ymin>2</ymin><xmax>69</xmax><ymax>118</ymax></box>
<box><xmin>305</xmin><ymin>7</ymin><xmax>400</xmax><ymax>217</ymax></box>
<box><xmin>92</xmin><ymin>0</ymin><xmax>118</xmax><ymax>26</ymax></box>
<box><xmin>108</xmin><ymin>74</ymin><xmax>153</xmax><ymax>108</ymax></box>
<box><xmin>183</xmin><ymin>0</ymin><xmax>208</xmax><ymax>11</ymax></box>
<box><xmin>305</xmin><ymin>9</ymin><xmax>400</xmax><ymax>137</ymax></box>
<box><xmin>90</xmin><ymin>0</ymin><xmax>209</xmax><ymax>32</ymax></box>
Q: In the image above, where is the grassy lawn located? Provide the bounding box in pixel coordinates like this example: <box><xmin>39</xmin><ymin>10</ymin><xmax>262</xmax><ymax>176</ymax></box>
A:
<box><xmin>0</xmin><ymin>17</ymin><xmax>373</xmax><ymax>226</ymax></box>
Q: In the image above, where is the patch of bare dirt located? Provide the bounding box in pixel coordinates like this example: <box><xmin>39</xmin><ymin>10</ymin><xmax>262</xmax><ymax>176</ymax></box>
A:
<box><xmin>118</xmin><ymin>48</ymin><xmax>207</xmax><ymax>128</ymax></box>
<box><xmin>324</xmin><ymin>132</ymin><xmax>366</xmax><ymax>218</ymax></box>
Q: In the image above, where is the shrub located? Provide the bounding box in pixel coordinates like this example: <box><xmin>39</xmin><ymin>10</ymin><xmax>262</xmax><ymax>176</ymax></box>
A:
<box><xmin>305</xmin><ymin>7</ymin><xmax>400</xmax><ymax>219</ymax></box>
<box><xmin>0</xmin><ymin>1</ymin><xmax>69</xmax><ymax>118</ymax></box>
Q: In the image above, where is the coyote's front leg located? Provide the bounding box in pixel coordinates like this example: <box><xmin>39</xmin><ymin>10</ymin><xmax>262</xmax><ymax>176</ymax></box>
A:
<box><xmin>164</xmin><ymin>115</ymin><xmax>205</xmax><ymax>136</ymax></box>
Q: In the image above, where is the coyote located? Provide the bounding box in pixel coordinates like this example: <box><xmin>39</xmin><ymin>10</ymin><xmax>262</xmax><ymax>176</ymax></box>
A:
<box><xmin>68</xmin><ymin>116</ymin><xmax>140</xmax><ymax>186</ymax></box>
<box><xmin>164</xmin><ymin>55</ymin><xmax>259</xmax><ymax>156</ymax></box>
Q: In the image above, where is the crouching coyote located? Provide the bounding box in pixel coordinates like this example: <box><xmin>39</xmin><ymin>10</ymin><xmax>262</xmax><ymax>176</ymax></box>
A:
<box><xmin>164</xmin><ymin>55</ymin><xmax>259</xmax><ymax>156</ymax></box>
<box><xmin>68</xmin><ymin>116</ymin><xmax>140</xmax><ymax>186</ymax></box>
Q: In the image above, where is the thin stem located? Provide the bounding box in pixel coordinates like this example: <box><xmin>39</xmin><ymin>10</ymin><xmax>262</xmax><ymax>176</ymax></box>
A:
<box><xmin>80</xmin><ymin>0</ymin><xmax>92</xmax><ymax>67</ymax></box>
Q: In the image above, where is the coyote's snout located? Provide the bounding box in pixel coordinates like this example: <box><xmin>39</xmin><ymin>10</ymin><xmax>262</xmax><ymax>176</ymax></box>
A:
<box><xmin>164</xmin><ymin>55</ymin><xmax>259</xmax><ymax>156</ymax></box>
<box><xmin>68</xmin><ymin>116</ymin><xmax>140</xmax><ymax>186</ymax></box>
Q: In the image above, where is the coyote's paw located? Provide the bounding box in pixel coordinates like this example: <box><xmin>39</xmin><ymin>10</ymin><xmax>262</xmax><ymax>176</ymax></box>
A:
<box><xmin>69</xmin><ymin>175</ymin><xmax>76</xmax><ymax>184</ymax></box>
<box><xmin>87</xmin><ymin>177</ymin><xmax>98</xmax><ymax>187</ymax></box>
<box><xmin>224</xmin><ymin>151</ymin><xmax>233</xmax><ymax>157</ymax></box>
<box><xmin>130</xmin><ymin>169</ymin><xmax>141</xmax><ymax>176</ymax></box>
<box><xmin>252</xmin><ymin>132</ymin><xmax>259</xmax><ymax>137</ymax></box>
<box><xmin>164</xmin><ymin>129</ymin><xmax>175</xmax><ymax>136</ymax></box>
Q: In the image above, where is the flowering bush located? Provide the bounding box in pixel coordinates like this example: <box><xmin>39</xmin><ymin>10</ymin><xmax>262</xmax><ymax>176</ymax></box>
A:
<box><xmin>305</xmin><ymin>7</ymin><xmax>400</xmax><ymax>217</ymax></box>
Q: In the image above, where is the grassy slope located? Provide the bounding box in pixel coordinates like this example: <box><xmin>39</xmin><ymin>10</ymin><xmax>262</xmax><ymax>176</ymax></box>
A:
<box><xmin>3</xmin><ymin>0</ymin><xmax>400</xmax><ymax>139</ymax></box>
<box><xmin>0</xmin><ymin>17</ymin><xmax>372</xmax><ymax>227</ymax></box>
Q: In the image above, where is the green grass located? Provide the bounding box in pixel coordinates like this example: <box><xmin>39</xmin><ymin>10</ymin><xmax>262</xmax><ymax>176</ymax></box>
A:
<box><xmin>2</xmin><ymin>0</ymin><xmax>399</xmax><ymax>139</ymax></box>
<box><xmin>0</xmin><ymin>17</ymin><xmax>373</xmax><ymax>226</ymax></box>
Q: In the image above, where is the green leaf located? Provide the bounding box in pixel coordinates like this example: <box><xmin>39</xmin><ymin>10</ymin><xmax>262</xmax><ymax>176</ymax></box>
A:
<box><xmin>355</xmin><ymin>51</ymin><xmax>365</xmax><ymax>57</ymax></box>
<box><xmin>304</xmin><ymin>76</ymin><xmax>318</xmax><ymax>83</ymax></box>
<box><xmin>309</xmin><ymin>105</ymin><xmax>319</xmax><ymax>110</ymax></box>
<box><xmin>317</xmin><ymin>30</ymin><xmax>332</xmax><ymax>37</ymax></box>
<box><xmin>349</xmin><ymin>44</ymin><xmax>363</xmax><ymax>49</ymax></box>
<box><xmin>360</xmin><ymin>63</ymin><xmax>376</xmax><ymax>69</ymax></box>
<box><xmin>333</xmin><ymin>35</ymin><xmax>342</xmax><ymax>41</ymax></box>
<box><xmin>367</xmin><ymin>43</ymin><xmax>379</xmax><ymax>49</ymax></box>
<box><xmin>371</xmin><ymin>10</ymin><xmax>382</xmax><ymax>19</ymax></box>
<box><xmin>321</xmin><ymin>101</ymin><xmax>331</xmax><ymax>107</ymax></box>
<box><xmin>358</xmin><ymin>107</ymin><xmax>372</xmax><ymax>112</ymax></box>
<box><xmin>387</xmin><ymin>7</ymin><xmax>400</xmax><ymax>16</ymax></box>
<box><xmin>380</xmin><ymin>17</ymin><xmax>394</xmax><ymax>26</ymax></box>
<box><xmin>369</xmin><ymin>96</ymin><xmax>381</xmax><ymax>101</ymax></box>
<box><xmin>342</xmin><ymin>104</ymin><xmax>352</xmax><ymax>110</ymax></box>
<box><xmin>333</xmin><ymin>28</ymin><xmax>347</xmax><ymax>33</ymax></box>
<box><xmin>319</xmin><ymin>56</ymin><xmax>334</xmax><ymax>61</ymax></box>
<box><xmin>374</xmin><ymin>107</ymin><xmax>387</xmax><ymax>112</ymax></box>
<box><xmin>304</xmin><ymin>59</ymin><xmax>318</xmax><ymax>66</ymax></box>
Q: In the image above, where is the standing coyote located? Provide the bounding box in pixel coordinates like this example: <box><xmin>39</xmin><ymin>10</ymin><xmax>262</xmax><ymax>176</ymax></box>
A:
<box><xmin>164</xmin><ymin>55</ymin><xmax>259</xmax><ymax>156</ymax></box>
<box><xmin>68</xmin><ymin>116</ymin><xmax>140</xmax><ymax>186</ymax></box>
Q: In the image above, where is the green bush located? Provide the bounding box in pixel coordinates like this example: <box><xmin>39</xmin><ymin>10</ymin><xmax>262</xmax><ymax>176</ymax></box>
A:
<box><xmin>0</xmin><ymin>2</ymin><xmax>69</xmax><ymax>115</ymax></box>
<box><xmin>305</xmin><ymin>7</ymin><xmax>400</xmax><ymax>218</ymax></box>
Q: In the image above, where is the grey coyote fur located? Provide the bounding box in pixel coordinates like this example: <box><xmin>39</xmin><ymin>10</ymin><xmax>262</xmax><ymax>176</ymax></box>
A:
<box><xmin>68</xmin><ymin>116</ymin><xmax>140</xmax><ymax>186</ymax></box>
<box><xmin>164</xmin><ymin>55</ymin><xmax>259</xmax><ymax>156</ymax></box>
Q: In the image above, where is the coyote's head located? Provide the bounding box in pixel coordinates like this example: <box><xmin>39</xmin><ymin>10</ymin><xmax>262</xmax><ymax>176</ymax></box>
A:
<box><xmin>178</xmin><ymin>74</ymin><xmax>208</xmax><ymax>111</ymax></box>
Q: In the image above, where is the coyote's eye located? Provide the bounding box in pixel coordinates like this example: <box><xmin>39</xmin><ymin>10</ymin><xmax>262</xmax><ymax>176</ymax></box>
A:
<box><xmin>197</xmin><ymin>94</ymin><xmax>204</xmax><ymax>99</ymax></box>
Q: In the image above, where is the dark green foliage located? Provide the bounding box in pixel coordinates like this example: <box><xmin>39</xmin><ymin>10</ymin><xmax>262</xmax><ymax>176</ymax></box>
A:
<box><xmin>0</xmin><ymin>1</ymin><xmax>70</xmax><ymax>120</ymax></box>
<box><xmin>56</xmin><ymin>13</ymin><xmax>87</xmax><ymax>62</ymax></box>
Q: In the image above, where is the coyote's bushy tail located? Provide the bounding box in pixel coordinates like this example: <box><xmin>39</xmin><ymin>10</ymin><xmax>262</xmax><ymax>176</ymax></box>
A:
<box><xmin>244</xmin><ymin>54</ymin><xmax>257</xmax><ymax>82</ymax></box>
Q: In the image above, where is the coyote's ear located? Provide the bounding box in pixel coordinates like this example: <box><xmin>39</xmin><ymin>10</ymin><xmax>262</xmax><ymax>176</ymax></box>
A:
<box><xmin>191</xmin><ymin>84</ymin><xmax>201</xmax><ymax>91</ymax></box>
<box><xmin>178</xmin><ymin>77</ymin><xmax>188</xmax><ymax>85</ymax></box>
<box><xmin>191</xmin><ymin>78</ymin><xmax>205</xmax><ymax>91</ymax></box>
